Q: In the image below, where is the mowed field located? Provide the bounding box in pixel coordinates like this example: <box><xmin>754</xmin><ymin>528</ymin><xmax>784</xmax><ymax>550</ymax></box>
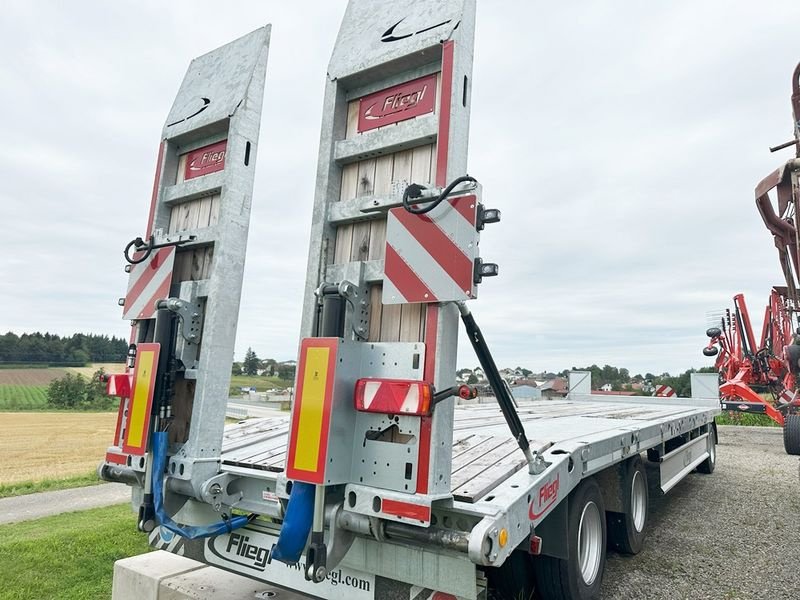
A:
<box><xmin>0</xmin><ymin>364</ymin><xmax>125</xmax><ymax>410</ymax></box>
<box><xmin>0</xmin><ymin>412</ymin><xmax>117</xmax><ymax>484</ymax></box>
<box><xmin>0</xmin><ymin>369</ymin><xmax>65</xmax><ymax>410</ymax></box>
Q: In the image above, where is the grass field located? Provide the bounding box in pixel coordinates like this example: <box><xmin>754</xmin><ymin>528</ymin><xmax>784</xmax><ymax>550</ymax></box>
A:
<box><xmin>0</xmin><ymin>384</ymin><xmax>48</xmax><ymax>409</ymax></box>
<box><xmin>0</xmin><ymin>412</ymin><xmax>117</xmax><ymax>485</ymax></box>
<box><xmin>0</xmin><ymin>504</ymin><xmax>152</xmax><ymax>600</ymax></box>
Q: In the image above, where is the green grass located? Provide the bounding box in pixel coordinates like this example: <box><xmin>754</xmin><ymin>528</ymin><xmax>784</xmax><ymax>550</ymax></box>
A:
<box><xmin>0</xmin><ymin>384</ymin><xmax>48</xmax><ymax>410</ymax></box>
<box><xmin>229</xmin><ymin>374</ymin><xmax>290</xmax><ymax>394</ymax></box>
<box><xmin>0</xmin><ymin>472</ymin><xmax>100</xmax><ymax>499</ymax></box>
<box><xmin>716</xmin><ymin>412</ymin><xmax>781</xmax><ymax>427</ymax></box>
<box><xmin>0</xmin><ymin>504</ymin><xmax>152</xmax><ymax>600</ymax></box>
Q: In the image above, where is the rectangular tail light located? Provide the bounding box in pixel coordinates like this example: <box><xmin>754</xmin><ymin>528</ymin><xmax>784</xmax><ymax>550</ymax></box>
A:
<box><xmin>354</xmin><ymin>378</ymin><xmax>432</xmax><ymax>415</ymax></box>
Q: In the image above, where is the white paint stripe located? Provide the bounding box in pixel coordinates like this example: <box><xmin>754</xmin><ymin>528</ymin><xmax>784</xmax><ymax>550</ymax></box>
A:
<box><xmin>400</xmin><ymin>385</ymin><xmax>419</xmax><ymax>412</ymax></box>
<box><xmin>387</xmin><ymin>212</ymin><xmax>467</xmax><ymax>302</ymax></box>
<box><xmin>381</xmin><ymin>276</ymin><xmax>409</xmax><ymax>304</ymax></box>
<box><xmin>123</xmin><ymin>267</ymin><xmax>171</xmax><ymax>320</ymax></box>
<box><xmin>363</xmin><ymin>381</ymin><xmax>381</xmax><ymax>410</ymax></box>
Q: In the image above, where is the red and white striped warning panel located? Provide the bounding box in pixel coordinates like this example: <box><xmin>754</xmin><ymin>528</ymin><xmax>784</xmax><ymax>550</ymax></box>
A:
<box><xmin>653</xmin><ymin>384</ymin><xmax>676</xmax><ymax>397</ymax></box>
<box><xmin>122</xmin><ymin>247</ymin><xmax>176</xmax><ymax>320</ymax></box>
<box><xmin>383</xmin><ymin>195</ymin><xmax>479</xmax><ymax>304</ymax></box>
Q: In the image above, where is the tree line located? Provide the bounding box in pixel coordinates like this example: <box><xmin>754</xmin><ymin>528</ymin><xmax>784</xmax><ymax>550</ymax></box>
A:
<box><xmin>0</xmin><ymin>331</ymin><xmax>128</xmax><ymax>365</ymax></box>
<box><xmin>232</xmin><ymin>347</ymin><xmax>296</xmax><ymax>381</ymax></box>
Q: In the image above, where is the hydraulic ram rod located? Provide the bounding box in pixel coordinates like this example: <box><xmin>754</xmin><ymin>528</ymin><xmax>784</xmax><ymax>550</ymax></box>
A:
<box><xmin>456</xmin><ymin>302</ymin><xmax>543</xmax><ymax>473</ymax></box>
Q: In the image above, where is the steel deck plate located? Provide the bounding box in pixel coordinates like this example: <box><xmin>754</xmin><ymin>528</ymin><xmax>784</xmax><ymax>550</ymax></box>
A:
<box><xmin>220</xmin><ymin>397</ymin><xmax>716</xmax><ymax>501</ymax></box>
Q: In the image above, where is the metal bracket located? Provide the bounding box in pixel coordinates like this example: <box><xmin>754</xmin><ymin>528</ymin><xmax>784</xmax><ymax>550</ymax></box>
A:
<box><xmin>325</xmin><ymin>503</ymin><xmax>356</xmax><ymax>570</ymax></box>
<box><xmin>199</xmin><ymin>473</ymin><xmax>242</xmax><ymax>512</ymax></box>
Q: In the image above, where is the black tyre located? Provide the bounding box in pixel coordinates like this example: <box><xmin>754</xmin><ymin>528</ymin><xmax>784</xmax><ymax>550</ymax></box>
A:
<box><xmin>697</xmin><ymin>425</ymin><xmax>717</xmax><ymax>474</ymax></box>
<box><xmin>784</xmin><ymin>414</ymin><xmax>800</xmax><ymax>455</ymax></box>
<box><xmin>702</xmin><ymin>346</ymin><xmax>718</xmax><ymax>357</ymax></box>
<box><xmin>606</xmin><ymin>456</ymin><xmax>648</xmax><ymax>555</ymax></box>
<box><xmin>706</xmin><ymin>327</ymin><xmax>721</xmax><ymax>338</ymax></box>
<box><xmin>533</xmin><ymin>478</ymin><xmax>606</xmax><ymax>600</ymax></box>
<box><xmin>485</xmin><ymin>550</ymin><xmax>536</xmax><ymax>600</ymax></box>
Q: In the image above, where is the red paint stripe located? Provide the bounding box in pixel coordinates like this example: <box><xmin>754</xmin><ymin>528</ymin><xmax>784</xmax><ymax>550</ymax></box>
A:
<box><xmin>105</xmin><ymin>452</ymin><xmax>127</xmax><ymax>465</ymax></box>
<box><xmin>125</xmin><ymin>248</ymin><xmax>173</xmax><ymax>312</ymax></box>
<box><xmin>382</xmin><ymin>498</ymin><xmax>431</xmax><ymax>522</ymax></box>
<box><xmin>112</xmin><ymin>398</ymin><xmax>125</xmax><ymax>446</ymax></box>
<box><xmin>392</xmin><ymin>209</ymin><xmax>473</xmax><ymax>292</ymax></box>
<box><xmin>435</xmin><ymin>41</ymin><xmax>454</xmax><ymax>187</ymax></box>
<box><xmin>385</xmin><ymin>243</ymin><xmax>438</xmax><ymax>302</ymax></box>
<box><xmin>285</xmin><ymin>338</ymin><xmax>338</xmax><ymax>484</ymax></box>
<box><xmin>146</xmin><ymin>141</ymin><xmax>166</xmax><ymax>236</ymax></box>
<box><xmin>448</xmin><ymin>195</ymin><xmax>477</xmax><ymax>226</ymax></box>
<box><xmin>416</xmin><ymin>306</ymin><xmax>439</xmax><ymax>494</ymax></box>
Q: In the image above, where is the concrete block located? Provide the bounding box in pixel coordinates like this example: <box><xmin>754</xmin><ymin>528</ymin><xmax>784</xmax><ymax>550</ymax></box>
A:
<box><xmin>160</xmin><ymin>565</ymin><xmax>308</xmax><ymax>599</ymax></box>
<box><xmin>112</xmin><ymin>551</ymin><xmax>203</xmax><ymax>600</ymax></box>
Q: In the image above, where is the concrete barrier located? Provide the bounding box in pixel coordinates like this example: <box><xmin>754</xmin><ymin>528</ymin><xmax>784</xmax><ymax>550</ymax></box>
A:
<box><xmin>113</xmin><ymin>551</ymin><xmax>308</xmax><ymax>599</ymax></box>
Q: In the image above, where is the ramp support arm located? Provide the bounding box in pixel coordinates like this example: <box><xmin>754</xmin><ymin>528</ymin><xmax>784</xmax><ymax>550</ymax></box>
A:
<box><xmin>456</xmin><ymin>302</ymin><xmax>546</xmax><ymax>474</ymax></box>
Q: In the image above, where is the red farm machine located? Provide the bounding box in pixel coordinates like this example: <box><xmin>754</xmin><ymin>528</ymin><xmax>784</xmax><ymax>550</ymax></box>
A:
<box><xmin>704</xmin><ymin>62</ymin><xmax>800</xmax><ymax>455</ymax></box>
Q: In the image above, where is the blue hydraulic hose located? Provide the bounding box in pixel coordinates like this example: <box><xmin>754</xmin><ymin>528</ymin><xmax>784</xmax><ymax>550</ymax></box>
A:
<box><xmin>152</xmin><ymin>431</ymin><xmax>250</xmax><ymax>539</ymax></box>
<box><xmin>270</xmin><ymin>481</ymin><xmax>315</xmax><ymax>565</ymax></box>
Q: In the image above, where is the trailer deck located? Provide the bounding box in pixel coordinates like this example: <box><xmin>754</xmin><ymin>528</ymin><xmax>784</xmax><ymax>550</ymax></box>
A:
<box><xmin>220</xmin><ymin>394</ymin><xmax>718</xmax><ymax>504</ymax></box>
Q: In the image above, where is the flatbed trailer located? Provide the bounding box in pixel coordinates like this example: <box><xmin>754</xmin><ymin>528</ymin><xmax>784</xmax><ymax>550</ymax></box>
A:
<box><xmin>101</xmin><ymin>3</ymin><xmax>721</xmax><ymax>599</ymax></box>
<box><xmin>146</xmin><ymin>373</ymin><xmax>719</xmax><ymax>600</ymax></box>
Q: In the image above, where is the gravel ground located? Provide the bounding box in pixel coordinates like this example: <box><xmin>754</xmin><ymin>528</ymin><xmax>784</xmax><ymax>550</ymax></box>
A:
<box><xmin>601</xmin><ymin>425</ymin><xmax>800</xmax><ymax>600</ymax></box>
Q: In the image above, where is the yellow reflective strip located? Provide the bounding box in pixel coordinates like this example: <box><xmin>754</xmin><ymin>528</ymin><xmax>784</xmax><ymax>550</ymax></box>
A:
<box><xmin>127</xmin><ymin>350</ymin><xmax>155</xmax><ymax>449</ymax></box>
<box><xmin>293</xmin><ymin>347</ymin><xmax>330</xmax><ymax>472</ymax></box>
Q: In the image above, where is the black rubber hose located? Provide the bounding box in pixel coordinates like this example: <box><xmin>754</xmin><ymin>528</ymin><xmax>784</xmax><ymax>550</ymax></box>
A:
<box><xmin>124</xmin><ymin>236</ymin><xmax>154</xmax><ymax>265</ymax></box>
<box><xmin>402</xmin><ymin>175</ymin><xmax>477</xmax><ymax>215</ymax></box>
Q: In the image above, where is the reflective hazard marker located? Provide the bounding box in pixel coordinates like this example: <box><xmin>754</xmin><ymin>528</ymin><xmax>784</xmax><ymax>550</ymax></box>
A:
<box><xmin>286</xmin><ymin>339</ymin><xmax>338</xmax><ymax>484</ymax></box>
<box><xmin>383</xmin><ymin>195</ymin><xmax>479</xmax><ymax>304</ymax></box>
<box><xmin>122</xmin><ymin>343</ymin><xmax>160</xmax><ymax>455</ymax></box>
<box><xmin>122</xmin><ymin>247</ymin><xmax>176</xmax><ymax>320</ymax></box>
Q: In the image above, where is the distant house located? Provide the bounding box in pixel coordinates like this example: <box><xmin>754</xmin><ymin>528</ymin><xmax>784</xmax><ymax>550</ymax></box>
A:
<box><xmin>539</xmin><ymin>377</ymin><xmax>568</xmax><ymax>399</ymax></box>
<box><xmin>593</xmin><ymin>390</ymin><xmax>637</xmax><ymax>397</ymax></box>
<box><xmin>600</xmin><ymin>383</ymin><xmax>613</xmax><ymax>392</ymax></box>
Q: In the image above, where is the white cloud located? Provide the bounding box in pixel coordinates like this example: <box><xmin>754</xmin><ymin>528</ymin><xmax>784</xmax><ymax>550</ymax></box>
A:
<box><xmin>2</xmin><ymin>1</ymin><xmax>800</xmax><ymax>376</ymax></box>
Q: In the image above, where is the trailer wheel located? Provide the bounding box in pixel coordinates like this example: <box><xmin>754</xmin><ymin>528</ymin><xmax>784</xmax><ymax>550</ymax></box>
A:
<box><xmin>485</xmin><ymin>550</ymin><xmax>536</xmax><ymax>600</ymax></box>
<box><xmin>606</xmin><ymin>456</ymin><xmax>648</xmax><ymax>555</ymax></box>
<box><xmin>784</xmin><ymin>414</ymin><xmax>800</xmax><ymax>455</ymax></box>
<box><xmin>533</xmin><ymin>478</ymin><xmax>606</xmax><ymax>600</ymax></box>
<box><xmin>696</xmin><ymin>426</ymin><xmax>717</xmax><ymax>474</ymax></box>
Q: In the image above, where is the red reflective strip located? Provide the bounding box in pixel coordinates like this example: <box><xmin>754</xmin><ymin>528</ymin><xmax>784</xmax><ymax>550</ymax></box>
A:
<box><xmin>124</xmin><ymin>248</ymin><xmax>172</xmax><ymax>311</ymax></box>
<box><xmin>448</xmin><ymin>195</ymin><xmax>477</xmax><ymax>225</ymax></box>
<box><xmin>435</xmin><ymin>41</ymin><xmax>454</xmax><ymax>187</ymax></box>
<box><xmin>105</xmin><ymin>452</ymin><xmax>127</xmax><ymax>465</ymax></box>
<box><xmin>392</xmin><ymin>209</ymin><xmax>473</xmax><ymax>291</ymax></box>
<box><xmin>285</xmin><ymin>338</ymin><xmax>338</xmax><ymax>484</ymax></box>
<box><xmin>112</xmin><ymin>398</ymin><xmax>125</xmax><ymax>446</ymax></box>
<box><xmin>382</xmin><ymin>498</ymin><xmax>431</xmax><ymax>521</ymax></box>
<box><xmin>385</xmin><ymin>243</ymin><xmax>437</xmax><ymax>302</ymax></box>
<box><xmin>146</xmin><ymin>141</ymin><xmax>166</xmax><ymax>236</ymax></box>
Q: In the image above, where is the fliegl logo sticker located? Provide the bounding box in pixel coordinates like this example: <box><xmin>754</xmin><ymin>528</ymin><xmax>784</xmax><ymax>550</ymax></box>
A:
<box><xmin>529</xmin><ymin>473</ymin><xmax>560</xmax><ymax>520</ymax></box>
<box><xmin>357</xmin><ymin>74</ymin><xmax>436</xmax><ymax>133</ymax></box>
<box><xmin>209</xmin><ymin>531</ymin><xmax>269</xmax><ymax>571</ymax></box>
<box><xmin>184</xmin><ymin>140</ymin><xmax>227</xmax><ymax>180</ymax></box>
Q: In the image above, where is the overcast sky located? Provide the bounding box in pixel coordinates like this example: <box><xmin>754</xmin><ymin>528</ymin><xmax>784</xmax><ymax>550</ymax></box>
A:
<box><xmin>2</xmin><ymin>2</ymin><xmax>800</xmax><ymax>376</ymax></box>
